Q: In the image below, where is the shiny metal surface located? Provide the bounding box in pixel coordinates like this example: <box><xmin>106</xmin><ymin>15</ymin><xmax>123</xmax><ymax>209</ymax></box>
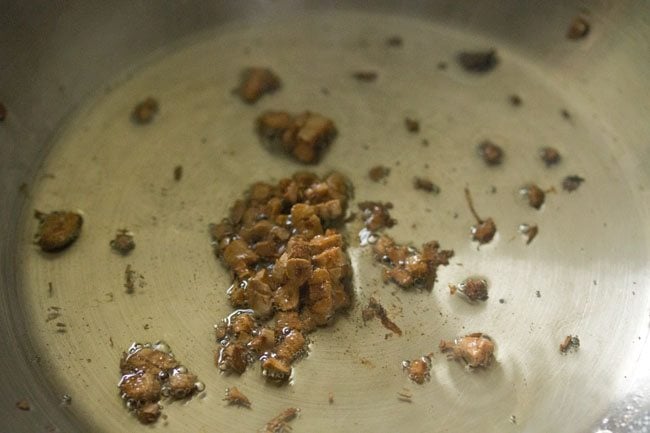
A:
<box><xmin>1</xmin><ymin>1</ymin><xmax>649</xmax><ymax>432</ymax></box>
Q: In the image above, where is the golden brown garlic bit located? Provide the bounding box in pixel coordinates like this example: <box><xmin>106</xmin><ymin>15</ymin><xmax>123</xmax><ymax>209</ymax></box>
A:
<box><xmin>132</xmin><ymin>97</ymin><xmax>158</xmax><ymax>124</ymax></box>
<box><xmin>521</xmin><ymin>184</ymin><xmax>545</xmax><ymax>209</ymax></box>
<box><xmin>110</xmin><ymin>229</ymin><xmax>135</xmax><ymax>254</ymax></box>
<box><xmin>518</xmin><ymin>223</ymin><xmax>538</xmax><ymax>245</ymax></box>
<box><xmin>118</xmin><ymin>342</ymin><xmax>202</xmax><ymax>424</ymax></box>
<box><xmin>224</xmin><ymin>386</ymin><xmax>251</xmax><ymax>408</ymax></box>
<box><xmin>373</xmin><ymin>234</ymin><xmax>453</xmax><ymax>289</ymax></box>
<box><xmin>214</xmin><ymin>310</ymin><xmax>260</xmax><ymax>374</ymax></box>
<box><xmin>257</xmin><ymin>111</ymin><xmax>337</xmax><ymax>164</ymax></box>
<box><xmin>440</xmin><ymin>333</ymin><xmax>494</xmax><ymax>368</ymax></box>
<box><xmin>458</xmin><ymin>49</ymin><xmax>498</xmax><ymax>73</ymax></box>
<box><xmin>559</xmin><ymin>335</ymin><xmax>580</xmax><ymax>353</ymax></box>
<box><xmin>566</xmin><ymin>16</ymin><xmax>590</xmax><ymax>40</ymax></box>
<box><xmin>261</xmin><ymin>328</ymin><xmax>308</xmax><ymax>381</ymax></box>
<box><xmin>136</xmin><ymin>402</ymin><xmax>160</xmax><ymax>423</ymax></box>
<box><xmin>262</xmin><ymin>407</ymin><xmax>299</xmax><ymax>433</ymax></box>
<box><xmin>34</xmin><ymin>210</ymin><xmax>83</xmax><ymax>252</ymax></box>
<box><xmin>358</xmin><ymin>201</ymin><xmax>396</xmax><ymax>231</ymax></box>
<box><xmin>477</xmin><ymin>140</ymin><xmax>503</xmax><ymax>166</ymax></box>
<box><xmin>237</xmin><ymin>67</ymin><xmax>281</xmax><ymax>104</ymax></box>
<box><xmin>540</xmin><ymin>147</ymin><xmax>561</xmax><ymax>166</ymax></box>
<box><xmin>464</xmin><ymin>188</ymin><xmax>496</xmax><ymax>244</ymax></box>
<box><xmin>402</xmin><ymin>355</ymin><xmax>431</xmax><ymax>384</ymax></box>
<box><xmin>368</xmin><ymin>165</ymin><xmax>390</xmax><ymax>182</ymax></box>
<box><xmin>362</xmin><ymin>296</ymin><xmax>402</xmax><ymax>336</ymax></box>
<box><xmin>210</xmin><ymin>172</ymin><xmax>352</xmax><ymax>382</ymax></box>
<box><xmin>449</xmin><ymin>277</ymin><xmax>488</xmax><ymax>302</ymax></box>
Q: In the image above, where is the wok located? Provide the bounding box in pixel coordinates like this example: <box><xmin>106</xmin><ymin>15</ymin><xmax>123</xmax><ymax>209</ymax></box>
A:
<box><xmin>1</xmin><ymin>1</ymin><xmax>649</xmax><ymax>432</ymax></box>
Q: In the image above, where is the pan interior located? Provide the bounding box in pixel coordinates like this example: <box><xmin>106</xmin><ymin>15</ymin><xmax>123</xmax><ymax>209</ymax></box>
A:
<box><xmin>16</xmin><ymin>10</ymin><xmax>649</xmax><ymax>433</ymax></box>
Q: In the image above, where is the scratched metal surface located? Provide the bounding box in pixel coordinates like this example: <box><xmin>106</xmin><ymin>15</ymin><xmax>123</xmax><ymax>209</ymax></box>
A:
<box><xmin>1</xmin><ymin>2</ymin><xmax>649</xmax><ymax>432</ymax></box>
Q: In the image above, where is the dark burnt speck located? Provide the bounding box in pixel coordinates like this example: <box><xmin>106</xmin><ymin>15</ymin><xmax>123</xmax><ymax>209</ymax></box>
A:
<box><xmin>386</xmin><ymin>36</ymin><xmax>403</xmax><ymax>47</ymax></box>
<box><xmin>458</xmin><ymin>49</ymin><xmax>498</xmax><ymax>73</ymax></box>
<box><xmin>540</xmin><ymin>147</ymin><xmax>561</xmax><ymax>166</ymax></box>
<box><xmin>509</xmin><ymin>95</ymin><xmax>522</xmax><ymax>106</ymax></box>
<box><xmin>353</xmin><ymin>71</ymin><xmax>378</xmax><ymax>82</ymax></box>
<box><xmin>562</xmin><ymin>175</ymin><xmax>585</xmax><ymax>192</ymax></box>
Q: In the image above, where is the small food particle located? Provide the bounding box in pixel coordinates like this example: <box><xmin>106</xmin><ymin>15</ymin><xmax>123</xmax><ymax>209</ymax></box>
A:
<box><xmin>404</xmin><ymin>118</ymin><xmax>420</xmax><ymax>133</ymax></box>
<box><xmin>358</xmin><ymin>201</ymin><xmax>396</xmax><ymax>231</ymax></box>
<box><xmin>372</xmin><ymin>234</ymin><xmax>453</xmax><ymax>289</ymax></box>
<box><xmin>173</xmin><ymin>165</ymin><xmax>183</xmax><ymax>181</ymax></box>
<box><xmin>386</xmin><ymin>36</ymin><xmax>403</xmax><ymax>47</ymax></box>
<box><xmin>413</xmin><ymin>177</ymin><xmax>440</xmax><ymax>194</ymax></box>
<box><xmin>440</xmin><ymin>333</ymin><xmax>495</xmax><ymax>368</ymax></box>
<box><xmin>118</xmin><ymin>342</ymin><xmax>202</xmax><ymax>424</ymax></box>
<box><xmin>562</xmin><ymin>175</ymin><xmax>585</xmax><ymax>192</ymax></box>
<box><xmin>257</xmin><ymin>110</ymin><xmax>337</xmax><ymax>164</ymax></box>
<box><xmin>368</xmin><ymin>165</ymin><xmax>390</xmax><ymax>182</ymax></box>
<box><xmin>566</xmin><ymin>16</ymin><xmax>590</xmax><ymax>40</ymax></box>
<box><xmin>540</xmin><ymin>147</ymin><xmax>561</xmax><ymax>166</ymax></box>
<box><xmin>352</xmin><ymin>71</ymin><xmax>378</xmax><ymax>82</ymax></box>
<box><xmin>509</xmin><ymin>94</ymin><xmax>522</xmax><ymax>106</ymax></box>
<box><xmin>124</xmin><ymin>265</ymin><xmax>135</xmax><ymax>293</ymax></box>
<box><xmin>458</xmin><ymin>49</ymin><xmax>498</xmax><ymax>73</ymax></box>
<box><xmin>518</xmin><ymin>224</ymin><xmax>538</xmax><ymax>245</ymax></box>
<box><xmin>477</xmin><ymin>140</ymin><xmax>503</xmax><ymax>166</ymax></box>
<box><xmin>472</xmin><ymin>219</ymin><xmax>497</xmax><ymax>244</ymax></box>
<box><xmin>34</xmin><ymin>210</ymin><xmax>83</xmax><ymax>252</ymax></box>
<box><xmin>559</xmin><ymin>335</ymin><xmax>580</xmax><ymax>353</ymax></box>
<box><xmin>132</xmin><ymin>97</ymin><xmax>159</xmax><ymax>124</ymax></box>
<box><xmin>449</xmin><ymin>277</ymin><xmax>488</xmax><ymax>302</ymax></box>
<box><xmin>16</xmin><ymin>399</ymin><xmax>30</xmax><ymax>411</ymax></box>
<box><xmin>402</xmin><ymin>355</ymin><xmax>431</xmax><ymax>384</ymax></box>
<box><xmin>0</xmin><ymin>102</ymin><xmax>6</xmax><ymax>121</ymax></box>
<box><xmin>45</xmin><ymin>306</ymin><xmax>61</xmax><ymax>322</ymax></box>
<box><xmin>224</xmin><ymin>386</ymin><xmax>251</xmax><ymax>408</ymax></box>
<box><xmin>136</xmin><ymin>402</ymin><xmax>161</xmax><ymax>424</ymax></box>
<box><xmin>561</xmin><ymin>109</ymin><xmax>572</xmax><ymax>120</ymax></box>
<box><xmin>362</xmin><ymin>297</ymin><xmax>402</xmax><ymax>336</ymax></box>
<box><xmin>262</xmin><ymin>407</ymin><xmax>299</xmax><ymax>433</ymax></box>
<box><xmin>464</xmin><ymin>188</ymin><xmax>497</xmax><ymax>244</ymax></box>
<box><xmin>236</xmin><ymin>67</ymin><xmax>281</xmax><ymax>104</ymax></box>
<box><xmin>397</xmin><ymin>388</ymin><xmax>412</xmax><ymax>402</ymax></box>
<box><xmin>328</xmin><ymin>391</ymin><xmax>334</xmax><ymax>404</ymax></box>
<box><xmin>110</xmin><ymin>229</ymin><xmax>135</xmax><ymax>255</ymax></box>
<box><xmin>521</xmin><ymin>184</ymin><xmax>545</xmax><ymax>209</ymax></box>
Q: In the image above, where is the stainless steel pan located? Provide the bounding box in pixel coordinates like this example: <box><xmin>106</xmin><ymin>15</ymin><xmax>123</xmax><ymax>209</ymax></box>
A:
<box><xmin>1</xmin><ymin>1</ymin><xmax>649</xmax><ymax>432</ymax></box>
